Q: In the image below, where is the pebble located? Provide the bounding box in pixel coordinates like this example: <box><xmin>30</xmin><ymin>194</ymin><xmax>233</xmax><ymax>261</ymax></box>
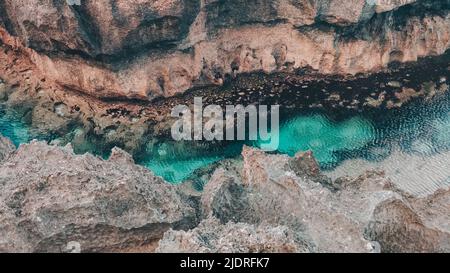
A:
<box><xmin>387</xmin><ymin>81</ymin><xmax>402</xmax><ymax>88</ymax></box>
<box><xmin>328</xmin><ymin>93</ymin><xmax>341</xmax><ymax>101</ymax></box>
<box><xmin>54</xmin><ymin>103</ymin><xmax>68</xmax><ymax>117</ymax></box>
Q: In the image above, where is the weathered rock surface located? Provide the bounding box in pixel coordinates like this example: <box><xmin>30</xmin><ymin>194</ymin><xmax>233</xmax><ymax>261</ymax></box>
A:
<box><xmin>0</xmin><ymin>0</ymin><xmax>420</xmax><ymax>56</ymax></box>
<box><xmin>0</xmin><ymin>138</ymin><xmax>449</xmax><ymax>253</ymax></box>
<box><xmin>0</xmin><ymin>141</ymin><xmax>196</xmax><ymax>253</ymax></box>
<box><xmin>199</xmin><ymin>146</ymin><xmax>450</xmax><ymax>253</ymax></box>
<box><xmin>156</xmin><ymin>217</ymin><xmax>307</xmax><ymax>253</ymax></box>
<box><xmin>366</xmin><ymin>189</ymin><xmax>450</xmax><ymax>252</ymax></box>
<box><xmin>1</xmin><ymin>0</ymin><xmax>449</xmax><ymax>99</ymax></box>
<box><xmin>0</xmin><ymin>134</ymin><xmax>15</xmax><ymax>162</ymax></box>
<box><xmin>199</xmin><ymin>147</ymin><xmax>387</xmax><ymax>252</ymax></box>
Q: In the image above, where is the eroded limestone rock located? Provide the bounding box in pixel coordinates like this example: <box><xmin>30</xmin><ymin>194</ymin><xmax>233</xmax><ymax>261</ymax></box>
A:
<box><xmin>0</xmin><ymin>141</ymin><xmax>196</xmax><ymax>253</ymax></box>
<box><xmin>199</xmin><ymin>146</ymin><xmax>400</xmax><ymax>252</ymax></box>
<box><xmin>0</xmin><ymin>134</ymin><xmax>15</xmax><ymax>162</ymax></box>
<box><xmin>366</xmin><ymin>189</ymin><xmax>450</xmax><ymax>252</ymax></box>
<box><xmin>156</xmin><ymin>217</ymin><xmax>308</xmax><ymax>253</ymax></box>
<box><xmin>1</xmin><ymin>0</ymin><xmax>449</xmax><ymax>99</ymax></box>
<box><xmin>1</xmin><ymin>139</ymin><xmax>449</xmax><ymax>253</ymax></box>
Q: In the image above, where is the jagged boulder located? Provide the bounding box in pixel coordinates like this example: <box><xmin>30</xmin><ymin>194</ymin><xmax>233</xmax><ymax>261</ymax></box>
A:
<box><xmin>200</xmin><ymin>146</ymin><xmax>450</xmax><ymax>253</ymax></box>
<box><xmin>200</xmin><ymin>146</ymin><xmax>398</xmax><ymax>252</ymax></box>
<box><xmin>0</xmin><ymin>141</ymin><xmax>196</xmax><ymax>253</ymax></box>
<box><xmin>366</xmin><ymin>189</ymin><xmax>450</xmax><ymax>252</ymax></box>
<box><xmin>0</xmin><ymin>134</ymin><xmax>15</xmax><ymax>162</ymax></box>
<box><xmin>156</xmin><ymin>217</ymin><xmax>308</xmax><ymax>253</ymax></box>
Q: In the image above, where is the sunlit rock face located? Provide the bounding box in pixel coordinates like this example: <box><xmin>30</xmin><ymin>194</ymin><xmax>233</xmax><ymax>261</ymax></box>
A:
<box><xmin>0</xmin><ymin>141</ymin><xmax>197</xmax><ymax>253</ymax></box>
<box><xmin>196</xmin><ymin>146</ymin><xmax>450</xmax><ymax>253</ymax></box>
<box><xmin>0</xmin><ymin>0</ymin><xmax>449</xmax><ymax>100</ymax></box>
<box><xmin>0</xmin><ymin>0</ymin><xmax>200</xmax><ymax>56</ymax></box>
<box><xmin>0</xmin><ymin>0</ymin><xmax>419</xmax><ymax>55</ymax></box>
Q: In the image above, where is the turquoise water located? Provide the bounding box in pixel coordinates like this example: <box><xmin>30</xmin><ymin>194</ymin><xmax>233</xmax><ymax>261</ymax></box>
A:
<box><xmin>253</xmin><ymin>115</ymin><xmax>375</xmax><ymax>165</ymax></box>
<box><xmin>143</xmin><ymin>95</ymin><xmax>450</xmax><ymax>183</ymax></box>
<box><xmin>142</xmin><ymin>115</ymin><xmax>376</xmax><ymax>183</ymax></box>
<box><xmin>0</xmin><ymin>107</ymin><xmax>31</xmax><ymax>146</ymax></box>
<box><xmin>2</xmin><ymin>94</ymin><xmax>450</xmax><ymax>184</ymax></box>
<box><xmin>140</xmin><ymin>141</ymin><xmax>244</xmax><ymax>182</ymax></box>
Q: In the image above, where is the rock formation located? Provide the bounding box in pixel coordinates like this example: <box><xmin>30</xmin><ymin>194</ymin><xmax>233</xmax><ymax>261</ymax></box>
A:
<box><xmin>366</xmin><ymin>189</ymin><xmax>450</xmax><ymax>252</ymax></box>
<box><xmin>191</xmin><ymin>146</ymin><xmax>450</xmax><ymax>253</ymax></box>
<box><xmin>0</xmin><ymin>138</ymin><xmax>449</xmax><ymax>253</ymax></box>
<box><xmin>197</xmin><ymin>147</ymin><xmax>387</xmax><ymax>252</ymax></box>
<box><xmin>0</xmin><ymin>141</ymin><xmax>196</xmax><ymax>252</ymax></box>
<box><xmin>1</xmin><ymin>1</ymin><xmax>450</xmax><ymax>253</ymax></box>
<box><xmin>1</xmin><ymin>0</ymin><xmax>449</xmax><ymax>99</ymax></box>
<box><xmin>0</xmin><ymin>134</ymin><xmax>15</xmax><ymax>162</ymax></box>
<box><xmin>156</xmin><ymin>217</ymin><xmax>307</xmax><ymax>253</ymax></box>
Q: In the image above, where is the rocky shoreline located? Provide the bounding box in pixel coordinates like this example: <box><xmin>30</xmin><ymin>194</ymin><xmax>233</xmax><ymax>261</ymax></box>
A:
<box><xmin>0</xmin><ymin>135</ymin><xmax>449</xmax><ymax>253</ymax></box>
<box><xmin>1</xmin><ymin>0</ymin><xmax>450</xmax><ymax>253</ymax></box>
<box><xmin>0</xmin><ymin>1</ymin><xmax>449</xmax><ymax>161</ymax></box>
<box><xmin>1</xmin><ymin>36</ymin><xmax>449</xmax><ymax>160</ymax></box>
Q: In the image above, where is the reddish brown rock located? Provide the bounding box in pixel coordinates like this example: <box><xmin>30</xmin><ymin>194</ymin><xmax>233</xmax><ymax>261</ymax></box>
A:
<box><xmin>1</xmin><ymin>1</ymin><xmax>449</xmax><ymax>99</ymax></box>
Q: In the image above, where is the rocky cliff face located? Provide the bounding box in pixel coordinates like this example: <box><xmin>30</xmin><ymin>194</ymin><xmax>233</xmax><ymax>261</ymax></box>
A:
<box><xmin>1</xmin><ymin>0</ymin><xmax>449</xmax><ymax>100</ymax></box>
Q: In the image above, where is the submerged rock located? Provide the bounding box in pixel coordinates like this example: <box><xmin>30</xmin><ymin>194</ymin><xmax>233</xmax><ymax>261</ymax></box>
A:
<box><xmin>0</xmin><ymin>141</ymin><xmax>196</xmax><ymax>253</ymax></box>
<box><xmin>387</xmin><ymin>81</ymin><xmax>402</xmax><ymax>88</ymax></box>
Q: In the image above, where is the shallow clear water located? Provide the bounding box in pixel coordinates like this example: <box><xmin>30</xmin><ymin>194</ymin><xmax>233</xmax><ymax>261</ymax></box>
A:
<box><xmin>139</xmin><ymin>94</ymin><xmax>450</xmax><ymax>183</ymax></box>
<box><xmin>2</xmin><ymin>94</ymin><xmax>450</xmax><ymax>185</ymax></box>
<box><xmin>0</xmin><ymin>106</ymin><xmax>31</xmax><ymax>146</ymax></box>
<box><xmin>253</xmin><ymin>115</ymin><xmax>375</xmax><ymax>165</ymax></box>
